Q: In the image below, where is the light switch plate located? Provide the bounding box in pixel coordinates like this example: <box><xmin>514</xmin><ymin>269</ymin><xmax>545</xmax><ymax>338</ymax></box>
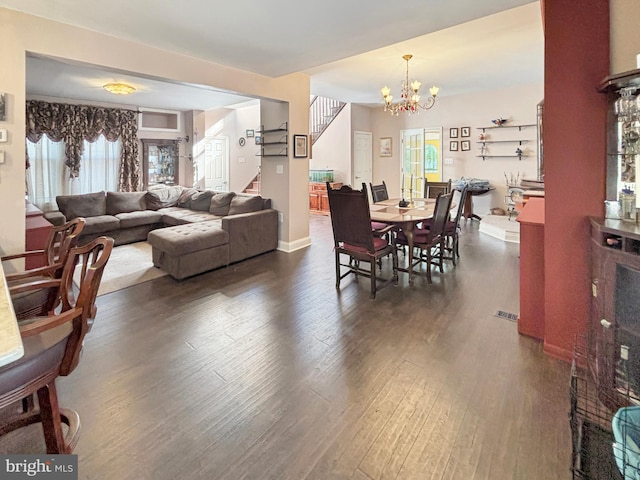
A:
<box><xmin>444</xmin><ymin>157</ymin><xmax>453</xmax><ymax>165</ymax></box>
<box><xmin>276</xmin><ymin>164</ymin><xmax>284</xmax><ymax>174</ymax></box>
<box><xmin>0</xmin><ymin>129</ymin><xmax>7</xmax><ymax>143</ymax></box>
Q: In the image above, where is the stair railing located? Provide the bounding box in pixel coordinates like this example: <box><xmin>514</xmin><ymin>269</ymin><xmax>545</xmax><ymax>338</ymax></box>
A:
<box><xmin>310</xmin><ymin>96</ymin><xmax>346</xmax><ymax>145</ymax></box>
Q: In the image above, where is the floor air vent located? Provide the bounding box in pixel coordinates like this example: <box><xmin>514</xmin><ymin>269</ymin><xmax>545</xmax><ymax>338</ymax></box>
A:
<box><xmin>495</xmin><ymin>310</ymin><xmax>518</xmax><ymax>322</ymax></box>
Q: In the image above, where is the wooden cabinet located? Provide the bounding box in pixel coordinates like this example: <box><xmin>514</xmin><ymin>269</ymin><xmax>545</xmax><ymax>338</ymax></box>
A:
<box><xmin>309</xmin><ymin>182</ymin><xmax>342</xmax><ymax>214</ymax></box>
<box><xmin>141</xmin><ymin>139</ymin><xmax>178</xmax><ymax>189</ymax></box>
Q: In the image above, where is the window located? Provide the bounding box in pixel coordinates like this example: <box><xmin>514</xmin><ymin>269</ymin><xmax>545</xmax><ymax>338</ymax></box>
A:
<box><xmin>26</xmin><ymin>135</ymin><xmax>121</xmax><ymax>211</ymax></box>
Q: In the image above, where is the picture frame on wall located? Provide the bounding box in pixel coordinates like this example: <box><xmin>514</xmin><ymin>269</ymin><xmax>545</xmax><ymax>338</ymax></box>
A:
<box><xmin>246</xmin><ymin>129</ymin><xmax>255</xmax><ymax>138</ymax></box>
<box><xmin>449</xmin><ymin>127</ymin><xmax>459</xmax><ymax>138</ymax></box>
<box><xmin>293</xmin><ymin>134</ymin><xmax>308</xmax><ymax>158</ymax></box>
<box><xmin>461</xmin><ymin>140</ymin><xmax>471</xmax><ymax>151</ymax></box>
<box><xmin>461</xmin><ymin>127</ymin><xmax>471</xmax><ymax>137</ymax></box>
<box><xmin>450</xmin><ymin>141</ymin><xmax>459</xmax><ymax>151</ymax></box>
<box><xmin>379</xmin><ymin>137</ymin><xmax>392</xmax><ymax>157</ymax></box>
<box><xmin>0</xmin><ymin>93</ymin><xmax>5</xmax><ymax>122</ymax></box>
<box><xmin>255</xmin><ymin>135</ymin><xmax>262</xmax><ymax>145</ymax></box>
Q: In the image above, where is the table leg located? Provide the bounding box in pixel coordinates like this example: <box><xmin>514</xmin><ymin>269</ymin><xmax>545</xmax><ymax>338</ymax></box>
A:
<box><xmin>404</xmin><ymin>222</ymin><xmax>415</xmax><ymax>286</ymax></box>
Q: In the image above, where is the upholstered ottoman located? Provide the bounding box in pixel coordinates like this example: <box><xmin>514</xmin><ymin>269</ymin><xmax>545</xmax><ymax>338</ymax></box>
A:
<box><xmin>147</xmin><ymin>222</ymin><xmax>230</xmax><ymax>280</ymax></box>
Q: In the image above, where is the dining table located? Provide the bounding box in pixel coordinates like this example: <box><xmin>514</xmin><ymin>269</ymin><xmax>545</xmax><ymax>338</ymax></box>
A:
<box><xmin>0</xmin><ymin>260</ymin><xmax>24</xmax><ymax>367</ymax></box>
<box><xmin>370</xmin><ymin>197</ymin><xmax>452</xmax><ymax>286</ymax></box>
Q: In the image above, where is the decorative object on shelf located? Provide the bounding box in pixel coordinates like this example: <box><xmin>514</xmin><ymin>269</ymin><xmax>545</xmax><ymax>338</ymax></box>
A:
<box><xmin>239</xmin><ymin>137</ymin><xmax>246</xmax><ymax>146</ymax></box>
<box><xmin>379</xmin><ymin>137</ymin><xmax>392</xmax><ymax>156</ymax></box>
<box><xmin>449</xmin><ymin>127</ymin><xmax>459</xmax><ymax>138</ymax></box>
<box><xmin>450</xmin><ymin>141</ymin><xmax>459</xmax><ymax>151</ymax></box>
<box><xmin>620</xmin><ymin>189</ymin><xmax>637</xmax><ymax>223</ymax></box>
<box><xmin>293</xmin><ymin>134</ymin><xmax>308</xmax><ymax>158</ymax></box>
<box><xmin>461</xmin><ymin>140</ymin><xmax>470</xmax><ymax>151</ymax></box>
<box><xmin>478</xmin><ymin>132</ymin><xmax>487</xmax><ymax>141</ymax></box>
<box><xmin>255</xmin><ymin>136</ymin><xmax>261</xmax><ymax>145</ymax></box>
<box><xmin>246</xmin><ymin>129</ymin><xmax>255</xmax><ymax>138</ymax></box>
<box><xmin>492</xmin><ymin>117</ymin><xmax>508</xmax><ymax>127</ymax></box>
<box><xmin>461</xmin><ymin>127</ymin><xmax>471</xmax><ymax>137</ymax></box>
<box><xmin>103</xmin><ymin>82</ymin><xmax>136</xmax><ymax>95</ymax></box>
<box><xmin>380</xmin><ymin>54</ymin><xmax>439</xmax><ymax>116</ymax></box>
<box><xmin>515</xmin><ymin>147</ymin><xmax>523</xmax><ymax>156</ymax></box>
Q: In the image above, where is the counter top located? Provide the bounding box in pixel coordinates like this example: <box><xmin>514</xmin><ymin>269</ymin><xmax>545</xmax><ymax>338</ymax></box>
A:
<box><xmin>517</xmin><ymin>197</ymin><xmax>545</xmax><ymax>226</ymax></box>
<box><xmin>0</xmin><ymin>261</ymin><xmax>24</xmax><ymax>367</ymax></box>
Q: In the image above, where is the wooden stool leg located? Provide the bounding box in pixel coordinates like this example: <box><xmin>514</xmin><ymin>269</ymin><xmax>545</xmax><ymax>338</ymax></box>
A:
<box><xmin>37</xmin><ymin>382</ymin><xmax>66</xmax><ymax>454</ymax></box>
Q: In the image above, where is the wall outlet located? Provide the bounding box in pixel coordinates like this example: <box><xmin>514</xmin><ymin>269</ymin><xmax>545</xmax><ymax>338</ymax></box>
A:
<box><xmin>238</xmin><ymin>156</ymin><xmax>245</xmax><ymax>163</ymax></box>
<box><xmin>444</xmin><ymin>157</ymin><xmax>454</xmax><ymax>165</ymax></box>
<box><xmin>276</xmin><ymin>164</ymin><xmax>284</xmax><ymax>174</ymax></box>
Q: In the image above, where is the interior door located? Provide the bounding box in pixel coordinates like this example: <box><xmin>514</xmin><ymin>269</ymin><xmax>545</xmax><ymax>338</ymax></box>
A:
<box><xmin>204</xmin><ymin>136</ymin><xmax>229</xmax><ymax>191</ymax></box>
<box><xmin>401</xmin><ymin>129</ymin><xmax>423</xmax><ymax>196</ymax></box>
<box><xmin>353</xmin><ymin>131</ymin><xmax>372</xmax><ymax>190</ymax></box>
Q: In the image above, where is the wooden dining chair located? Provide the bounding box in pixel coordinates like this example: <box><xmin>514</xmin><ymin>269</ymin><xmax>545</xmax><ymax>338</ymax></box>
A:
<box><xmin>443</xmin><ymin>186</ymin><xmax>469</xmax><ymax>266</ymax></box>
<box><xmin>369</xmin><ymin>181</ymin><xmax>389</xmax><ymax>203</ymax></box>
<box><xmin>0</xmin><ymin>236</ymin><xmax>114</xmax><ymax>454</ymax></box>
<box><xmin>396</xmin><ymin>192</ymin><xmax>454</xmax><ymax>283</ymax></box>
<box><xmin>3</xmin><ymin>218</ymin><xmax>86</xmax><ymax>320</ymax></box>
<box><xmin>424</xmin><ymin>179</ymin><xmax>452</xmax><ymax>199</ymax></box>
<box><xmin>326</xmin><ymin>182</ymin><xmax>397</xmax><ymax>299</ymax></box>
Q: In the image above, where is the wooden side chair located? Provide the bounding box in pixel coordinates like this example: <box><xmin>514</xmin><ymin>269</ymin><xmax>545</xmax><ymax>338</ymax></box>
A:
<box><xmin>326</xmin><ymin>182</ymin><xmax>397</xmax><ymax>299</ymax></box>
<box><xmin>3</xmin><ymin>218</ymin><xmax>85</xmax><ymax>320</ymax></box>
<box><xmin>443</xmin><ymin>186</ymin><xmax>469</xmax><ymax>266</ymax></box>
<box><xmin>0</xmin><ymin>236</ymin><xmax>114</xmax><ymax>454</ymax></box>
<box><xmin>396</xmin><ymin>192</ymin><xmax>454</xmax><ymax>284</ymax></box>
<box><xmin>424</xmin><ymin>179</ymin><xmax>452</xmax><ymax>199</ymax></box>
<box><xmin>369</xmin><ymin>181</ymin><xmax>389</xmax><ymax>203</ymax></box>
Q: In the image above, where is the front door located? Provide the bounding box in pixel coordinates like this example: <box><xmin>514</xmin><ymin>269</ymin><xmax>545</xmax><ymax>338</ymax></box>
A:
<box><xmin>353</xmin><ymin>131</ymin><xmax>372</xmax><ymax>190</ymax></box>
<box><xmin>204</xmin><ymin>136</ymin><xmax>229</xmax><ymax>191</ymax></box>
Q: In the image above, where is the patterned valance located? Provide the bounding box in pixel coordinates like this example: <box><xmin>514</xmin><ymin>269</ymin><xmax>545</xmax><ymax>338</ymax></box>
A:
<box><xmin>26</xmin><ymin>100</ymin><xmax>141</xmax><ymax>190</ymax></box>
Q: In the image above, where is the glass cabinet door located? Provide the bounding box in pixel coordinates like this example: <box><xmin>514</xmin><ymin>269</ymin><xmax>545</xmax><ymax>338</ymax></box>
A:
<box><xmin>142</xmin><ymin>139</ymin><xmax>178</xmax><ymax>188</ymax></box>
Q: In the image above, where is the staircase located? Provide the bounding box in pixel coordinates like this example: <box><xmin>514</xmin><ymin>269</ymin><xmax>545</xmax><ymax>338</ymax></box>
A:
<box><xmin>243</xmin><ymin>167</ymin><xmax>261</xmax><ymax>194</ymax></box>
<box><xmin>310</xmin><ymin>96</ymin><xmax>346</xmax><ymax>145</ymax></box>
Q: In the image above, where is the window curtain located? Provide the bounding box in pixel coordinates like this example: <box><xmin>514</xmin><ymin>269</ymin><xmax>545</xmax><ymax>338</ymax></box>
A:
<box><xmin>26</xmin><ymin>100</ymin><xmax>141</xmax><ymax>191</ymax></box>
<box><xmin>26</xmin><ymin>135</ymin><xmax>120</xmax><ymax>211</ymax></box>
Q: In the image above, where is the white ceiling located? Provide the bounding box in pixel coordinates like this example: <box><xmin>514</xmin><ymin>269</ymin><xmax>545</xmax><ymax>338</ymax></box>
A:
<box><xmin>2</xmin><ymin>0</ymin><xmax>543</xmax><ymax>111</ymax></box>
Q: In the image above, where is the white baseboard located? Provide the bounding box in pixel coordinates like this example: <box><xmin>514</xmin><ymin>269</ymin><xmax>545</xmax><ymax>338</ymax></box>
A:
<box><xmin>278</xmin><ymin>236</ymin><xmax>312</xmax><ymax>253</ymax></box>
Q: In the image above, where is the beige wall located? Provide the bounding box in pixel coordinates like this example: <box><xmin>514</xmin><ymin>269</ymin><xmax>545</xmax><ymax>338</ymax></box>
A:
<box><xmin>0</xmin><ymin>7</ymin><xmax>310</xmax><ymax>256</ymax></box>
<box><xmin>611</xmin><ymin>0</ymin><xmax>640</xmax><ymax>73</ymax></box>
<box><xmin>310</xmin><ymin>104</ymin><xmax>352</xmax><ymax>184</ymax></box>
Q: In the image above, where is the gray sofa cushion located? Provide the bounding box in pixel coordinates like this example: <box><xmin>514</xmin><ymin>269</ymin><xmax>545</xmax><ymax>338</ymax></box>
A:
<box><xmin>148</xmin><ymin>222</ymin><xmax>229</xmax><ymax>256</ymax></box>
<box><xmin>115</xmin><ymin>210</ymin><xmax>163</xmax><ymax>228</ymax></box>
<box><xmin>190</xmin><ymin>191</ymin><xmax>215</xmax><ymax>211</ymax></box>
<box><xmin>177</xmin><ymin>188</ymin><xmax>200</xmax><ymax>208</ymax></box>
<box><xmin>82</xmin><ymin>215</ymin><xmax>120</xmax><ymax>234</ymax></box>
<box><xmin>145</xmin><ymin>186</ymin><xmax>184</xmax><ymax>210</ymax></box>
<box><xmin>228</xmin><ymin>195</ymin><xmax>263</xmax><ymax>215</ymax></box>
<box><xmin>106</xmin><ymin>191</ymin><xmax>147</xmax><ymax>215</ymax></box>
<box><xmin>209</xmin><ymin>192</ymin><xmax>236</xmax><ymax>216</ymax></box>
<box><xmin>57</xmin><ymin>191</ymin><xmax>106</xmax><ymax>219</ymax></box>
<box><xmin>158</xmin><ymin>207</ymin><xmax>222</xmax><ymax>226</ymax></box>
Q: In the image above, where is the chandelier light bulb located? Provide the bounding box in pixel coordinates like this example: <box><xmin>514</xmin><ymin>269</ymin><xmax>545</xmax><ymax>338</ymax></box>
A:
<box><xmin>429</xmin><ymin>85</ymin><xmax>440</xmax><ymax>97</ymax></box>
<box><xmin>411</xmin><ymin>80</ymin><xmax>421</xmax><ymax>92</ymax></box>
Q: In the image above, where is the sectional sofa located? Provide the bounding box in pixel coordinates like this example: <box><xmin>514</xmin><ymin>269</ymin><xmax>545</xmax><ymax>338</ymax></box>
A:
<box><xmin>44</xmin><ymin>186</ymin><xmax>279</xmax><ymax>279</ymax></box>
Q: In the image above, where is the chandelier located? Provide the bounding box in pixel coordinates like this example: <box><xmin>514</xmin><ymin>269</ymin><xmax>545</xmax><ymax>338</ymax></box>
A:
<box><xmin>103</xmin><ymin>82</ymin><xmax>136</xmax><ymax>95</ymax></box>
<box><xmin>380</xmin><ymin>54</ymin><xmax>439</xmax><ymax>115</ymax></box>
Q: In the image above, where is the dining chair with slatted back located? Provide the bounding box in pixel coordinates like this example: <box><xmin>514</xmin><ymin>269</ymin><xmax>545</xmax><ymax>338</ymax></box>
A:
<box><xmin>327</xmin><ymin>182</ymin><xmax>397</xmax><ymax>299</ymax></box>
<box><xmin>397</xmin><ymin>192</ymin><xmax>453</xmax><ymax>284</ymax></box>
<box><xmin>369</xmin><ymin>181</ymin><xmax>389</xmax><ymax>203</ymax></box>
<box><xmin>0</xmin><ymin>236</ymin><xmax>114</xmax><ymax>454</ymax></box>
<box><xmin>4</xmin><ymin>218</ymin><xmax>86</xmax><ymax>320</ymax></box>
<box><xmin>424</xmin><ymin>179</ymin><xmax>452</xmax><ymax>199</ymax></box>
<box><xmin>443</xmin><ymin>186</ymin><xmax>469</xmax><ymax>266</ymax></box>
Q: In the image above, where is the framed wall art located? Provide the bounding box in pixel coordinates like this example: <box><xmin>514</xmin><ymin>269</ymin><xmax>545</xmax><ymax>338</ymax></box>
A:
<box><xmin>0</xmin><ymin>93</ymin><xmax>6</xmax><ymax>122</ymax></box>
<box><xmin>379</xmin><ymin>137</ymin><xmax>392</xmax><ymax>157</ymax></box>
<box><xmin>461</xmin><ymin>127</ymin><xmax>471</xmax><ymax>137</ymax></box>
<box><xmin>246</xmin><ymin>129</ymin><xmax>255</xmax><ymax>138</ymax></box>
<box><xmin>450</xmin><ymin>141</ymin><xmax>459</xmax><ymax>151</ymax></box>
<box><xmin>294</xmin><ymin>134</ymin><xmax>308</xmax><ymax>158</ymax></box>
<box><xmin>449</xmin><ymin>127</ymin><xmax>459</xmax><ymax>138</ymax></box>
<box><xmin>461</xmin><ymin>140</ymin><xmax>471</xmax><ymax>151</ymax></box>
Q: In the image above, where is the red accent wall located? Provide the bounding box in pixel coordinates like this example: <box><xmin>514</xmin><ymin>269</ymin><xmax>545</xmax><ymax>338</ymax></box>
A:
<box><xmin>542</xmin><ymin>0</ymin><xmax>609</xmax><ymax>361</ymax></box>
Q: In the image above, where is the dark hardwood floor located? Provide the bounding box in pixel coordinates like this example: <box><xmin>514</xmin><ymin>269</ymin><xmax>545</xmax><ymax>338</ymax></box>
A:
<box><xmin>1</xmin><ymin>215</ymin><xmax>572</xmax><ymax>479</ymax></box>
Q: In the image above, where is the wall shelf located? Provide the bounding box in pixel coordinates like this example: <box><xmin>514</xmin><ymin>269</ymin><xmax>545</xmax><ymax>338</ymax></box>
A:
<box><xmin>476</xmin><ymin>154</ymin><xmax>528</xmax><ymax>161</ymax></box>
<box><xmin>476</xmin><ymin>123</ymin><xmax>535</xmax><ymax>161</ymax></box>
<box><xmin>256</xmin><ymin>122</ymin><xmax>288</xmax><ymax>157</ymax></box>
<box><xmin>477</xmin><ymin>124</ymin><xmax>536</xmax><ymax>132</ymax></box>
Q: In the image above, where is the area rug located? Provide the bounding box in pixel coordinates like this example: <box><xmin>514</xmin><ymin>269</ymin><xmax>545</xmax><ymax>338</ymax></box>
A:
<box><xmin>74</xmin><ymin>241</ymin><xmax>168</xmax><ymax>296</ymax></box>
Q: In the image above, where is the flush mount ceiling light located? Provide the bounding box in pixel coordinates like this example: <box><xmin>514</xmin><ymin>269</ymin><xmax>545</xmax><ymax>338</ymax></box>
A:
<box><xmin>103</xmin><ymin>82</ymin><xmax>136</xmax><ymax>95</ymax></box>
<box><xmin>380</xmin><ymin>54</ymin><xmax>439</xmax><ymax>116</ymax></box>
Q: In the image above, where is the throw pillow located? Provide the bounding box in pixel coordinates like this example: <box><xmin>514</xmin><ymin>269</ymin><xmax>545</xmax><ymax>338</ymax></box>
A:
<box><xmin>177</xmin><ymin>188</ymin><xmax>199</xmax><ymax>208</ymax></box>
<box><xmin>209</xmin><ymin>192</ymin><xmax>236</xmax><ymax>216</ymax></box>
<box><xmin>57</xmin><ymin>191</ymin><xmax>106</xmax><ymax>219</ymax></box>
<box><xmin>145</xmin><ymin>186</ymin><xmax>184</xmax><ymax>210</ymax></box>
<box><xmin>228</xmin><ymin>195</ymin><xmax>263</xmax><ymax>215</ymax></box>
<box><xmin>106</xmin><ymin>191</ymin><xmax>147</xmax><ymax>215</ymax></box>
<box><xmin>189</xmin><ymin>191</ymin><xmax>215</xmax><ymax>211</ymax></box>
